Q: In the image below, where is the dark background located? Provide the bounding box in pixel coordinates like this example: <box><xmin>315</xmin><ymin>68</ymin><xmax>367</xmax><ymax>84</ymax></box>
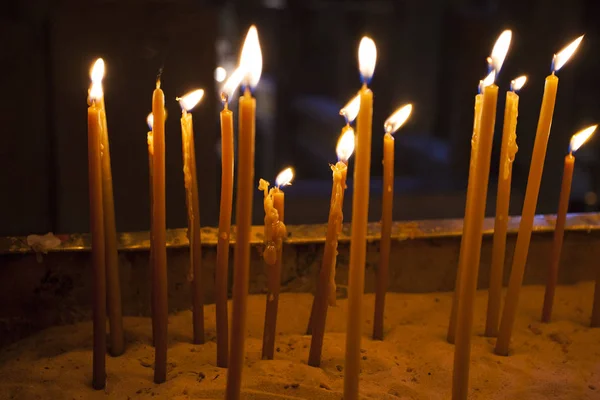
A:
<box><xmin>1</xmin><ymin>0</ymin><xmax>599</xmax><ymax>236</ymax></box>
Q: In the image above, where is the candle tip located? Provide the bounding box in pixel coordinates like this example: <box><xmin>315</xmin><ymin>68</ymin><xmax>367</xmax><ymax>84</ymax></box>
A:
<box><xmin>340</xmin><ymin>94</ymin><xmax>361</xmax><ymax>125</ymax></box>
<box><xmin>358</xmin><ymin>36</ymin><xmax>377</xmax><ymax>84</ymax></box>
<box><xmin>552</xmin><ymin>35</ymin><xmax>584</xmax><ymax>72</ymax></box>
<box><xmin>569</xmin><ymin>124</ymin><xmax>597</xmax><ymax>153</ymax></box>
<box><xmin>240</xmin><ymin>25</ymin><xmax>262</xmax><ymax>91</ymax></box>
<box><xmin>178</xmin><ymin>89</ymin><xmax>204</xmax><ymax>112</ymax></box>
<box><xmin>336</xmin><ymin>127</ymin><xmax>355</xmax><ymax>162</ymax></box>
<box><xmin>510</xmin><ymin>75</ymin><xmax>527</xmax><ymax>92</ymax></box>
<box><xmin>275</xmin><ymin>167</ymin><xmax>295</xmax><ymax>188</ymax></box>
<box><xmin>384</xmin><ymin>104</ymin><xmax>413</xmax><ymax>135</ymax></box>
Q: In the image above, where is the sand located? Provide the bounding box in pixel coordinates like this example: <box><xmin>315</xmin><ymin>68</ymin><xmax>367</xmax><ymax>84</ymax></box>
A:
<box><xmin>0</xmin><ymin>282</ymin><xmax>599</xmax><ymax>399</ymax></box>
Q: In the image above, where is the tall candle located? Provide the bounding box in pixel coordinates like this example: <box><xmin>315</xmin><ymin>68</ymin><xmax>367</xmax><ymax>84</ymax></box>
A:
<box><xmin>592</xmin><ymin>273</ymin><xmax>600</xmax><ymax>327</ymax></box>
<box><xmin>447</xmin><ymin>92</ymin><xmax>483</xmax><ymax>344</ymax></box>
<box><xmin>542</xmin><ymin>125</ymin><xmax>596</xmax><ymax>322</ymax></box>
<box><xmin>496</xmin><ymin>36</ymin><xmax>584</xmax><ymax>356</ymax></box>
<box><xmin>215</xmin><ymin>70</ymin><xmax>241</xmax><ymax>368</ymax></box>
<box><xmin>344</xmin><ymin>36</ymin><xmax>376</xmax><ymax>400</ymax></box>
<box><xmin>151</xmin><ymin>78</ymin><xmax>168</xmax><ymax>384</ymax></box>
<box><xmin>373</xmin><ymin>104</ymin><xmax>412</xmax><ymax>341</ymax></box>
<box><xmin>226</xmin><ymin>26</ymin><xmax>262</xmax><ymax>400</ymax></box>
<box><xmin>308</xmin><ymin>127</ymin><xmax>354</xmax><ymax>367</ymax></box>
<box><xmin>307</xmin><ymin>95</ymin><xmax>358</xmax><ymax>335</ymax></box>
<box><xmin>453</xmin><ymin>30</ymin><xmax>510</xmax><ymax>400</ymax></box>
<box><xmin>485</xmin><ymin>76</ymin><xmax>526</xmax><ymax>337</ymax></box>
<box><xmin>89</xmin><ymin>59</ymin><xmax>125</xmax><ymax>358</ymax></box>
<box><xmin>260</xmin><ymin>168</ymin><xmax>293</xmax><ymax>360</ymax></box>
<box><xmin>178</xmin><ymin>89</ymin><xmax>205</xmax><ymax>344</ymax></box>
<box><xmin>146</xmin><ymin>113</ymin><xmax>157</xmax><ymax>346</ymax></box>
<box><xmin>88</xmin><ymin>61</ymin><xmax>107</xmax><ymax>390</ymax></box>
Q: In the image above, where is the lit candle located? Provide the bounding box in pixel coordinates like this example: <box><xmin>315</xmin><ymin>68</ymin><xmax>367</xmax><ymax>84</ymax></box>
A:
<box><xmin>496</xmin><ymin>35</ymin><xmax>584</xmax><ymax>357</ymax></box>
<box><xmin>344</xmin><ymin>36</ymin><xmax>376</xmax><ymax>400</ymax></box>
<box><xmin>178</xmin><ymin>89</ymin><xmax>205</xmax><ymax>344</ymax></box>
<box><xmin>226</xmin><ymin>25</ymin><xmax>262</xmax><ymax>400</ymax></box>
<box><xmin>308</xmin><ymin>125</ymin><xmax>354</xmax><ymax>367</ymax></box>
<box><xmin>447</xmin><ymin>82</ymin><xmax>485</xmax><ymax>344</ymax></box>
<box><xmin>151</xmin><ymin>77</ymin><xmax>168</xmax><ymax>384</ymax></box>
<box><xmin>542</xmin><ymin>125</ymin><xmax>596</xmax><ymax>322</ymax></box>
<box><xmin>453</xmin><ymin>30</ymin><xmax>510</xmax><ymax>400</ymax></box>
<box><xmin>485</xmin><ymin>75</ymin><xmax>527</xmax><ymax>337</ymax></box>
<box><xmin>88</xmin><ymin>59</ymin><xmax>107</xmax><ymax>390</ymax></box>
<box><xmin>373</xmin><ymin>103</ymin><xmax>412</xmax><ymax>341</ymax></box>
<box><xmin>89</xmin><ymin>59</ymin><xmax>125</xmax><ymax>358</ymax></box>
<box><xmin>260</xmin><ymin>167</ymin><xmax>293</xmax><ymax>360</ymax></box>
<box><xmin>216</xmin><ymin>69</ymin><xmax>242</xmax><ymax>368</ymax></box>
<box><xmin>146</xmin><ymin>113</ymin><xmax>157</xmax><ymax>346</ymax></box>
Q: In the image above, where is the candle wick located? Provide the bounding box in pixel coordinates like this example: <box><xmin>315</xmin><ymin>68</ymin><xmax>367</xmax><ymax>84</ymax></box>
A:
<box><xmin>221</xmin><ymin>92</ymin><xmax>229</xmax><ymax>106</ymax></box>
<box><xmin>244</xmin><ymin>86</ymin><xmax>251</xmax><ymax>97</ymax></box>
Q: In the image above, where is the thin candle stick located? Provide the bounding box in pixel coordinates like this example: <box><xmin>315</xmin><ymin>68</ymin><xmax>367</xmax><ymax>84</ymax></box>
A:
<box><xmin>146</xmin><ymin>115</ymin><xmax>156</xmax><ymax>346</ymax></box>
<box><xmin>447</xmin><ymin>93</ymin><xmax>483</xmax><ymax>344</ymax></box>
<box><xmin>308</xmin><ymin>127</ymin><xmax>353</xmax><ymax>366</ymax></box>
<box><xmin>485</xmin><ymin>76</ymin><xmax>525</xmax><ymax>337</ymax></box>
<box><xmin>216</xmin><ymin>96</ymin><xmax>235</xmax><ymax>367</ymax></box>
<box><xmin>88</xmin><ymin>97</ymin><xmax>106</xmax><ymax>391</ymax></box>
<box><xmin>373</xmin><ymin>104</ymin><xmax>412</xmax><ymax>341</ymax></box>
<box><xmin>542</xmin><ymin>125</ymin><xmax>596</xmax><ymax>322</ymax></box>
<box><xmin>151</xmin><ymin>79</ymin><xmax>168</xmax><ymax>384</ymax></box>
<box><xmin>344</xmin><ymin>36</ymin><xmax>376</xmax><ymax>400</ymax></box>
<box><xmin>178</xmin><ymin>89</ymin><xmax>205</xmax><ymax>345</ymax></box>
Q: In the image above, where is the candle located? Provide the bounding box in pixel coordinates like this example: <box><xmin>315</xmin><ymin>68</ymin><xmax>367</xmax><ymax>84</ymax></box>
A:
<box><xmin>90</xmin><ymin>59</ymin><xmax>125</xmax><ymax>358</ymax></box>
<box><xmin>215</xmin><ymin>69</ymin><xmax>242</xmax><ymax>368</ymax></box>
<box><xmin>151</xmin><ymin>77</ymin><xmax>168</xmax><ymax>384</ymax></box>
<box><xmin>485</xmin><ymin>76</ymin><xmax>527</xmax><ymax>337</ymax></box>
<box><xmin>306</xmin><ymin>94</ymin><xmax>358</xmax><ymax>336</ymax></box>
<box><xmin>146</xmin><ymin>113</ymin><xmax>157</xmax><ymax>346</ymax></box>
<box><xmin>452</xmin><ymin>30</ymin><xmax>510</xmax><ymax>400</ymax></box>
<box><xmin>178</xmin><ymin>89</ymin><xmax>206</xmax><ymax>344</ymax></box>
<box><xmin>542</xmin><ymin>125</ymin><xmax>596</xmax><ymax>322</ymax></box>
<box><xmin>373</xmin><ymin>103</ymin><xmax>412</xmax><ymax>341</ymax></box>
<box><xmin>344</xmin><ymin>36</ymin><xmax>376</xmax><ymax>400</ymax></box>
<box><xmin>495</xmin><ymin>35</ymin><xmax>584</xmax><ymax>357</ymax></box>
<box><xmin>308</xmin><ymin>126</ymin><xmax>354</xmax><ymax>367</ymax></box>
<box><xmin>226</xmin><ymin>26</ymin><xmax>262</xmax><ymax>400</ymax></box>
<box><xmin>447</xmin><ymin>90</ymin><xmax>484</xmax><ymax>344</ymax></box>
<box><xmin>88</xmin><ymin>60</ymin><xmax>107</xmax><ymax>390</ymax></box>
<box><xmin>260</xmin><ymin>168</ymin><xmax>293</xmax><ymax>360</ymax></box>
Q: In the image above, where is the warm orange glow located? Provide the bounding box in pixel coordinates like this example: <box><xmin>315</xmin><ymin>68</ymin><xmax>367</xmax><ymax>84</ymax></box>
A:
<box><xmin>89</xmin><ymin>58</ymin><xmax>105</xmax><ymax>100</ymax></box>
<box><xmin>490</xmin><ymin>30</ymin><xmax>512</xmax><ymax>73</ymax></box>
<box><xmin>147</xmin><ymin>113</ymin><xmax>154</xmax><ymax>130</ymax></box>
<box><xmin>570</xmin><ymin>124</ymin><xmax>597</xmax><ymax>153</ymax></box>
<box><xmin>358</xmin><ymin>36</ymin><xmax>377</xmax><ymax>83</ymax></box>
<box><xmin>177</xmin><ymin>89</ymin><xmax>204</xmax><ymax>112</ymax></box>
<box><xmin>275</xmin><ymin>167</ymin><xmax>294</xmax><ymax>188</ymax></box>
<box><xmin>384</xmin><ymin>104</ymin><xmax>413</xmax><ymax>134</ymax></box>
<box><xmin>510</xmin><ymin>76</ymin><xmax>527</xmax><ymax>92</ymax></box>
<box><xmin>553</xmin><ymin>35</ymin><xmax>584</xmax><ymax>72</ymax></box>
<box><xmin>240</xmin><ymin>25</ymin><xmax>262</xmax><ymax>90</ymax></box>
<box><xmin>340</xmin><ymin>94</ymin><xmax>360</xmax><ymax>124</ymax></box>
<box><xmin>336</xmin><ymin>127</ymin><xmax>355</xmax><ymax>162</ymax></box>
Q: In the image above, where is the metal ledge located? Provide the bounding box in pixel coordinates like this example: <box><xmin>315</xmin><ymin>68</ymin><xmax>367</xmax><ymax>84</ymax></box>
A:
<box><xmin>2</xmin><ymin>212</ymin><xmax>600</xmax><ymax>254</ymax></box>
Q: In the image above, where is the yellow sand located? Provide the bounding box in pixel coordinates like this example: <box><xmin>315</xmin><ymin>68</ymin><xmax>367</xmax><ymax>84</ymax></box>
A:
<box><xmin>0</xmin><ymin>282</ymin><xmax>599</xmax><ymax>399</ymax></box>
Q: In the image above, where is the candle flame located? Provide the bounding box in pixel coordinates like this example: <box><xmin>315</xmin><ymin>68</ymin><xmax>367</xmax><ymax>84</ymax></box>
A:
<box><xmin>384</xmin><ymin>104</ymin><xmax>413</xmax><ymax>135</ymax></box>
<box><xmin>553</xmin><ymin>35</ymin><xmax>584</xmax><ymax>72</ymax></box>
<box><xmin>340</xmin><ymin>94</ymin><xmax>360</xmax><ymax>124</ymax></box>
<box><xmin>222</xmin><ymin>67</ymin><xmax>244</xmax><ymax>103</ymax></box>
<box><xmin>275</xmin><ymin>167</ymin><xmax>294</xmax><ymax>188</ymax></box>
<box><xmin>510</xmin><ymin>75</ymin><xmax>527</xmax><ymax>92</ymax></box>
<box><xmin>490</xmin><ymin>30</ymin><xmax>512</xmax><ymax>74</ymax></box>
<box><xmin>147</xmin><ymin>113</ymin><xmax>154</xmax><ymax>130</ymax></box>
<box><xmin>570</xmin><ymin>124</ymin><xmax>597</xmax><ymax>153</ymax></box>
<box><xmin>177</xmin><ymin>89</ymin><xmax>204</xmax><ymax>112</ymax></box>
<box><xmin>336</xmin><ymin>127</ymin><xmax>355</xmax><ymax>162</ymax></box>
<box><xmin>479</xmin><ymin>70</ymin><xmax>496</xmax><ymax>92</ymax></box>
<box><xmin>240</xmin><ymin>25</ymin><xmax>262</xmax><ymax>90</ymax></box>
<box><xmin>89</xmin><ymin>58</ymin><xmax>105</xmax><ymax>100</ymax></box>
<box><xmin>358</xmin><ymin>36</ymin><xmax>377</xmax><ymax>84</ymax></box>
